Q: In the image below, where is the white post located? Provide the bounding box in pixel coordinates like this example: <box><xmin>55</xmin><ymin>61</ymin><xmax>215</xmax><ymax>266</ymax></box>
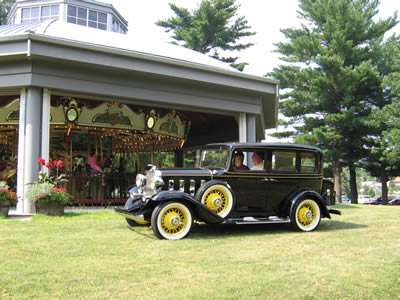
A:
<box><xmin>41</xmin><ymin>89</ymin><xmax>51</xmax><ymax>165</ymax></box>
<box><xmin>59</xmin><ymin>3</ymin><xmax>66</xmax><ymax>22</ymax></box>
<box><xmin>246</xmin><ymin>114</ymin><xmax>256</xmax><ymax>143</ymax></box>
<box><xmin>16</xmin><ymin>89</ymin><xmax>26</xmax><ymax>213</ymax></box>
<box><xmin>238</xmin><ymin>112</ymin><xmax>246</xmax><ymax>142</ymax></box>
<box><xmin>22</xmin><ymin>87</ymin><xmax>43</xmax><ymax>214</ymax></box>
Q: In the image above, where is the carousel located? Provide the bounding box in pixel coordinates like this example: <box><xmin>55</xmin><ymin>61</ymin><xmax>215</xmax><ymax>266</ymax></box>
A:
<box><xmin>0</xmin><ymin>96</ymin><xmax>191</xmax><ymax>205</ymax></box>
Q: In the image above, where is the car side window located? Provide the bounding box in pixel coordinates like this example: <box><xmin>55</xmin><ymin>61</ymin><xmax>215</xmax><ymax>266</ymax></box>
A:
<box><xmin>231</xmin><ymin>150</ymin><xmax>265</xmax><ymax>172</ymax></box>
<box><xmin>231</xmin><ymin>150</ymin><xmax>250</xmax><ymax>171</ymax></box>
<box><xmin>272</xmin><ymin>151</ymin><xmax>296</xmax><ymax>173</ymax></box>
<box><xmin>300</xmin><ymin>152</ymin><xmax>318</xmax><ymax>173</ymax></box>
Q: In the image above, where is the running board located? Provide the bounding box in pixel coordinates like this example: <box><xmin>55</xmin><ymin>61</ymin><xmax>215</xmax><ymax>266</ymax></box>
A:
<box><xmin>228</xmin><ymin>216</ymin><xmax>291</xmax><ymax>225</ymax></box>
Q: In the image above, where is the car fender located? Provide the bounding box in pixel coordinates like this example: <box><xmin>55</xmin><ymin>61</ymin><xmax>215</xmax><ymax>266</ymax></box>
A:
<box><xmin>150</xmin><ymin>190</ymin><xmax>224</xmax><ymax>223</ymax></box>
<box><xmin>322</xmin><ymin>179</ymin><xmax>335</xmax><ymax>206</ymax></box>
<box><xmin>286</xmin><ymin>189</ymin><xmax>331</xmax><ymax>219</ymax></box>
<box><xmin>124</xmin><ymin>186</ymin><xmax>143</xmax><ymax>212</ymax></box>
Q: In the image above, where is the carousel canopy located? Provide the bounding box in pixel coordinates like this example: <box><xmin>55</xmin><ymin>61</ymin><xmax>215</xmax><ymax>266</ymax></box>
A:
<box><xmin>0</xmin><ymin>19</ymin><xmax>238</xmax><ymax>73</ymax></box>
<box><xmin>0</xmin><ymin>19</ymin><xmax>279</xmax><ymax>141</ymax></box>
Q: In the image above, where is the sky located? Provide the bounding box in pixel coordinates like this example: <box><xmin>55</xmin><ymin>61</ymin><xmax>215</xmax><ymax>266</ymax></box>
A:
<box><xmin>105</xmin><ymin>0</ymin><xmax>399</xmax><ymax>77</ymax></box>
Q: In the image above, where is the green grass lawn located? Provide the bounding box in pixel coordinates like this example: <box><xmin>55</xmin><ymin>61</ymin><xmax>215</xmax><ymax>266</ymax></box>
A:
<box><xmin>1</xmin><ymin>204</ymin><xmax>399</xmax><ymax>299</ymax></box>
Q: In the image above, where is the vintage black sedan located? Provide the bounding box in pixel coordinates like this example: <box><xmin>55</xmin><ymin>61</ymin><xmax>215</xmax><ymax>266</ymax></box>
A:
<box><xmin>115</xmin><ymin>143</ymin><xmax>340</xmax><ymax>240</ymax></box>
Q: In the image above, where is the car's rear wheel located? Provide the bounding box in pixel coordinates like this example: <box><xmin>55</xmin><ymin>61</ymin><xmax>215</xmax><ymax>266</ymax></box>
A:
<box><xmin>151</xmin><ymin>201</ymin><xmax>193</xmax><ymax>240</ymax></box>
<box><xmin>291</xmin><ymin>198</ymin><xmax>321</xmax><ymax>232</ymax></box>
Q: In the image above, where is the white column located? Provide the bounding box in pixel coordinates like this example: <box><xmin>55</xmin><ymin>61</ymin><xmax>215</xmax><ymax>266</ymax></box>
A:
<box><xmin>238</xmin><ymin>112</ymin><xmax>246</xmax><ymax>142</ymax></box>
<box><xmin>41</xmin><ymin>89</ymin><xmax>51</xmax><ymax>165</ymax></box>
<box><xmin>107</xmin><ymin>14</ymin><xmax>113</xmax><ymax>32</ymax></box>
<box><xmin>22</xmin><ymin>87</ymin><xmax>43</xmax><ymax>214</ymax></box>
<box><xmin>59</xmin><ymin>3</ymin><xmax>66</xmax><ymax>22</ymax></box>
<box><xmin>238</xmin><ymin>112</ymin><xmax>256</xmax><ymax>143</ymax></box>
<box><xmin>16</xmin><ymin>89</ymin><xmax>26</xmax><ymax>213</ymax></box>
<box><xmin>246</xmin><ymin>114</ymin><xmax>256</xmax><ymax>143</ymax></box>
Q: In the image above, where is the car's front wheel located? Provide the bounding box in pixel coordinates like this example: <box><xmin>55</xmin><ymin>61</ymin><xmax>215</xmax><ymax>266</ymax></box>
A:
<box><xmin>151</xmin><ymin>201</ymin><xmax>193</xmax><ymax>240</ymax></box>
<box><xmin>291</xmin><ymin>198</ymin><xmax>321</xmax><ymax>232</ymax></box>
<box><xmin>197</xmin><ymin>181</ymin><xmax>234</xmax><ymax>218</ymax></box>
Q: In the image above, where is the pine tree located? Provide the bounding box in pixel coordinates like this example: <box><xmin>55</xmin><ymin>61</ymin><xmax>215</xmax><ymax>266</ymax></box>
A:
<box><xmin>156</xmin><ymin>0</ymin><xmax>255</xmax><ymax>71</ymax></box>
<box><xmin>365</xmin><ymin>35</ymin><xmax>400</xmax><ymax>203</ymax></box>
<box><xmin>270</xmin><ymin>0</ymin><xmax>398</xmax><ymax>203</ymax></box>
<box><xmin>0</xmin><ymin>0</ymin><xmax>15</xmax><ymax>25</ymax></box>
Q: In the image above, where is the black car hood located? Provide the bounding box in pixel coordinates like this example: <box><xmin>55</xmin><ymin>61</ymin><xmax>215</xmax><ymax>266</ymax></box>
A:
<box><xmin>159</xmin><ymin>168</ymin><xmax>218</xmax><ymax>177</ymax></box>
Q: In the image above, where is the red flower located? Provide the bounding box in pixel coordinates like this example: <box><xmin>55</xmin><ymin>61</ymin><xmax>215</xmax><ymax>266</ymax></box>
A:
<box><xmin>59</xmin><ymin>163</ymin><xmax>63</xmax><ymax>169</ymax></box>
<box><xmin>58</xmin><ymin>159</ymin><xmax>63</xmax><ymax>166</ymax></box>
<box><xmin>59</xmin><ymin>187</ymin><xmax>66</xmax><ymax>192</ymax></box>
<box><xmin>38</xmin><ymin>158</ymin><xmax>45</xmax><ymax>166</ymax></box>
<box><xmin>53</xmin><ymin>160</ymin><xmax>58</xmax><ymax>167</ymax></box>
<box><xmin>46</xmin><ymin>162</ymin><xmax>52</xmax><ymax>168</ymax></box>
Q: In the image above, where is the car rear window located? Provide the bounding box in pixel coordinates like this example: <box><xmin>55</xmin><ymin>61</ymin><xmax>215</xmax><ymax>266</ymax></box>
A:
<box><xmin>300</xmin><ymin>152</ymin><xmax>318</xmax><ymax>173</ymax></box>
<box><xmin>272</xmin><ymin>151</ymin><xmax>296</xmax><ymax>173</ymax></box>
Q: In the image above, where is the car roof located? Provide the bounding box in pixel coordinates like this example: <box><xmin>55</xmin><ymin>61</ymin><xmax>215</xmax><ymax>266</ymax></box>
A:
<box><xmin>202</xmin><ymin>142</ymin><xmax>322</xmax><ymax>153</ymax></box>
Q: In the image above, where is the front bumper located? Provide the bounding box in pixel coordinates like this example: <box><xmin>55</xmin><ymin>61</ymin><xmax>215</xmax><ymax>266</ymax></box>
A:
<box><xmin>115</xmin><ymin>207</ymin><xmax>149</xmax><ymax>224</ymax></box>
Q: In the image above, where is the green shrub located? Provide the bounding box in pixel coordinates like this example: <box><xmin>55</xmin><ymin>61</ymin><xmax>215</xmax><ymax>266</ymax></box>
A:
<box><xmin>25</xmin><ymin>182</ymin><xmax>54</xmax><ymax>202</ymax></box>
<box><xmin>26</xmin><ymin>183</ymin><xmax>70</xmax><ymax>205</ymax></box>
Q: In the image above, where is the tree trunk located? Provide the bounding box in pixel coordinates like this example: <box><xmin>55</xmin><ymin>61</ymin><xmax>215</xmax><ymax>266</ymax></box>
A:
<box><xmin>349</xmin><ymin>163</ymin><xmax>358</xmax><ymax>204</ymax></box>
<box><xmin>380</xmin><ymin>167</ymin><xmax>389</xmax><ymax>205</ymax></box>
<box><xmin>333</xmin><ymin>159</ymin><xmax>341</xmax><ymax>204</ymax></box>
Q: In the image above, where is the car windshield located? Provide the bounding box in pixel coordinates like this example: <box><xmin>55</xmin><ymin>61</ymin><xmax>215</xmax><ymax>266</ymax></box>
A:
<box><xmin>200</xmin><ymin>148</ymin><xmax>229</xmax><ymax>169</ymax></box>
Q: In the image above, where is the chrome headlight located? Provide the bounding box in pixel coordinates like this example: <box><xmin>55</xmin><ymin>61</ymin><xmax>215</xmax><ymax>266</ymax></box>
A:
<box><xmin>150</xmin><ymin>175</ymin><xmax>164</xmax><ymax>190</ymax></box>
<box><xmin>136</xmin><ymin>174</ymin><xmax>146</xmax><ymax>187</ymax></box>
<box><xmin>146</xmin><ymin>168</ymin><xmax>164</xmax><ymax>193</ymax></box>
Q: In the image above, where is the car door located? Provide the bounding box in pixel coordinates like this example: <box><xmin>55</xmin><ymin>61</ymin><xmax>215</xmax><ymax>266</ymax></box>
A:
<box><xmin>264</xmin><ymin>150</ymin><xmax>300</xmax><ymax>211</ymax></box>
<box><xmin>266</xmin><ymin>150</ymin><xmax>322</xmax><ymax>211</ymax></box>
<box><xmin>226</xmin><ymin>149</ymin><xmax>270</xmax><ymax>211</ymax></box>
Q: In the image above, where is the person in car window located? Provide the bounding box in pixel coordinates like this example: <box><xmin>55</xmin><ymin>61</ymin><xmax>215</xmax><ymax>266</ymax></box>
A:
<box><xmin>233</xmin><ymin>151</ymin><xmax>249</xmax><ymax>170</ymax></box>
<box><xmin>251</xmin><ymin>152</ymin><xmax>264</xmax><ymax>170</ymax></box>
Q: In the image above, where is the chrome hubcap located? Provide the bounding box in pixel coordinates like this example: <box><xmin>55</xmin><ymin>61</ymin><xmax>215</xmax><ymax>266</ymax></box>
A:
<box><xmin>170</xmin><ymin>216</ymin><xmax>180</xmax><ymax>227</ymax></box>
<box><xmin>213</xmin><ymin>198</ymin><xmax>222</xmax><ymax>208</ymax></box>
<box><xmin>305</xmin><ymin>211</ymin><xmax>313</xmax><ymax>220</ymax></box>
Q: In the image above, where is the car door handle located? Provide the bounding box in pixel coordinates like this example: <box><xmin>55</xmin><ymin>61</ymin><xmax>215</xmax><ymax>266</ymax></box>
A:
<box><xmin>262</xmin><ymin>178</ymin><xmax>278</xmax><ymax>182</ymax></box>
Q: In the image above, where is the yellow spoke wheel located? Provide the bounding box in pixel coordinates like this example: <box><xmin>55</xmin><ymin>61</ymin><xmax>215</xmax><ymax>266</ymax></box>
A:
<box><xmin>151</xmin><ymin>202</ymin><xmax>193</xmax><ymax>240</ymax></box>
<box><xmin>200</xmin><ymin>183</ymin><xmax>233</xmax><ymax>218</ymax></box>
<box><xmin>292</xmin><ymin>198</ymin><xmax>321</xmax><ymax>232</ymax></box>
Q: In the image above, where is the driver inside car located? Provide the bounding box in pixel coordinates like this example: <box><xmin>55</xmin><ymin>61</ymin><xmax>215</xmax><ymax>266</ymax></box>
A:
<box><xmin>233</xmin><ymin>151</ymin><xmax>249</xmax><ymax>170</ymax></box>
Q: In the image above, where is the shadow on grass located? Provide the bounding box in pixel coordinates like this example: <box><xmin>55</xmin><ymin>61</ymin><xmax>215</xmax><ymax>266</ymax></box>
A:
<box><xmin>190</xmin><ymin>222</ymin><xmax>292</xmax><ymax>240</ymax></box>
<box><xmin>63</xmin><ymin>212</ymin><xmax>89</xmax><ymax>217</ymax></box>
<box><xmin>334</xmin><ymin>204</ymin><xmax>362</xmax><ymax>209</ymax></box>
<box><xmin>127</xmin><ymin>225</ymin><xmax>157</xmax><ymax>239</ymax></box>
<box><xmin>189</xmin><ymin>219</ymin><xmax>367</xmax><ymax>240</ymax></box>
<box><xmin>318</xmin><ymin>220</ymin><xmax>367</xmax><ymax>232</ymax></box>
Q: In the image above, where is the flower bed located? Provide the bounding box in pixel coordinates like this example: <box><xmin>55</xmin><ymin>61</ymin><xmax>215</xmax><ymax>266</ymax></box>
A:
<box><xmin>25</xmin><ymin>158</ymin><xmax>71</xmax><ymax>216</ymax></box>
<box><xmin>0</xmin><ymin>181</ymin><xmax>17</xmax><ymax>217</ymax></box>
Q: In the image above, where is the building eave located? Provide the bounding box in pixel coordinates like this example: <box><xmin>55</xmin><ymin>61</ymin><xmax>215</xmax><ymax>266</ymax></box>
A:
<box><xmin>0</xmin><ymin>32</ymin><xmax>279</xmax><ymax>95</ymax></box>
